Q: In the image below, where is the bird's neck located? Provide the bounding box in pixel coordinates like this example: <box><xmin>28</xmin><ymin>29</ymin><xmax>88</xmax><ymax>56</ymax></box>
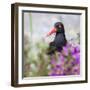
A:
<box><xmin>56</xmin><ymin>32</ymin><xmax>64</xmax><ymax>35</ymax></box>
<box><xmin>57</xmin><ymin>29</ymin><xmax>64</xmax><ymax>33</ymax></box>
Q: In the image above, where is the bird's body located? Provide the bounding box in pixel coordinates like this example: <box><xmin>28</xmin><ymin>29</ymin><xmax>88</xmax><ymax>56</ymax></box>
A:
<box><xmin>54</xmin><ymin>32</ymin><xmax>67</xmax><ymax>48</ymax></box>
<box><xmin>47</xmin><ymin>22</ymin><xmax>67</xmax><ymax>55</ymax></box>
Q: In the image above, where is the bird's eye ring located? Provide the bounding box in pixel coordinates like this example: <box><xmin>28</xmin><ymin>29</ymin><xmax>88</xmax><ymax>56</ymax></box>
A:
<box><xmin>58</xmin><ymin>25</ymin><xmax>61</xmax><ymax>28</ymax></box>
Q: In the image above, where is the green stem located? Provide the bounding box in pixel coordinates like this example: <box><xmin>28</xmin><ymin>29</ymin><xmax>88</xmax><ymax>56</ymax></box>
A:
<box><xmin>29</xmin><ymin>13</ymin><xmax>33</xmax><ymax>33</ymax></box>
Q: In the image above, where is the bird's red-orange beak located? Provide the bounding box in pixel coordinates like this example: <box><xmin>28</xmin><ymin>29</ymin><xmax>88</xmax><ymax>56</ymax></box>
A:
<box><xmin>46</xmin><ymin>28</ymin><xmax>56</xmax><ymax>36</ymax></box>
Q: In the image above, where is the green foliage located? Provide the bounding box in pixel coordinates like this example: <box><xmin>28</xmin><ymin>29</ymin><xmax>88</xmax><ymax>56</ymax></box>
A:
<box><xmin>24</xmin><ymin>38</ymin><xmax>50</xmax><ymax>77</ymax></box>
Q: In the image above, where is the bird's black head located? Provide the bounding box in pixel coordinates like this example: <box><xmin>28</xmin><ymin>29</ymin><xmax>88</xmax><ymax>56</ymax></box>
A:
<box><xmin>54</xmin><ymin>22</ymin><xmax>65</xmax><ymax>33</ymax></box>
<box><xmin>46</xmin><ymin>22</ymin><xmax>65</xmax><ymax>36</ymax></box>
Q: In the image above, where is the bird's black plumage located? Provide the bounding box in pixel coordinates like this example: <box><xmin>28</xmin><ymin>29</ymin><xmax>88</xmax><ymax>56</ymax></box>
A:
<box><xmin>47</xmin><ymin>22</ymin><xmax>67</xmax><ymax>55</ymax></box>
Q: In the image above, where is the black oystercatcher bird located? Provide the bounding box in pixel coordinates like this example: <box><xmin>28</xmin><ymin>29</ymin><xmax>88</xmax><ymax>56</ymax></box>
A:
<box><xmin>46</xmin><ymin>22</ymin><xmax>67</xmax><ymax>55</ymax></box>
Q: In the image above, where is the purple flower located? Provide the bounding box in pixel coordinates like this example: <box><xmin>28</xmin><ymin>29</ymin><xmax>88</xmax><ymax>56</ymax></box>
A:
<box><xmin>70</xmin><ymin>45</ymin><xmax>80</xmax><ymax>55</ymax></box>
<box><xmin>48</xmin><ymin>43</ymin><xmax>80</xmax><ymax>76</ymax></box>
<box><xmin>60</xmin><ymin>55</ymin><xmax>64</xmax><ymax>61</ymax></box>
<box><xmin>48</xmin><ymin>68</ymin><xmax>56</xmax><ymax>76</ymax></box>
<box><xmin>70</xmin><ymin>47</ymin><xmax>75</xmax><ymax>55</ymax></box>
<box><xmin>66</xmin><ymin>43</ymin><xmax>72</xmax><ymax>48</ymax></box>
<box><xmin>56</xmin><ymin>65</ymin><xmax>61</xmax><ymax>68</ymax></box>
<box><xmin>72</xmin><ymin>64</ymin><xmax>80</xmax><ymax>75</ymax></box>
<box><xmin>67</xmin><ymin>67</ymin><xmax>71</xmax><ymax>72</ymax></box>
<box><xmin>50</xmin><ymin>59</ymin><xmax>56</xmax><ymax>64</ymax></box>
<box><xmin>72</xmin><ymin>53</ymin><xmax>80</xmax><ymax>64</ymax></box>
<box><xmin>75</xmin><ymin>46</ymin><xmax>80</xmax><ymax>53</ymax></box>
<box><xmin>62</xmin><ymin>46</ymin><xmax>69</xmax><ymax>56</ymax></box>
<box><xmin>48</xmin><ymin>72</ymin><xmax>56</xmax><ymax>76</ymax></box>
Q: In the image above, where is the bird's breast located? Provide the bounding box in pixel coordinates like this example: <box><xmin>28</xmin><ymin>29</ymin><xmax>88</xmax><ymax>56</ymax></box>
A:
<box><xmin>54</xmin><ymin>34</ymin><xmax>66</xmax><ymax>47</ymax></box>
